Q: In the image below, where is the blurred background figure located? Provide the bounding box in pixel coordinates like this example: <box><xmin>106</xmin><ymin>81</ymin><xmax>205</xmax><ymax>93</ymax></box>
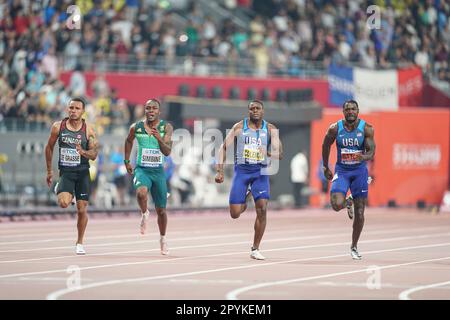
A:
<box><xmin>318</xmin><ymin>159</ymin><xmax>330</xmax><ymax>209</ymax></box>
<box><xmin>290</xmin><ymin>148</ymin><xmax>309</xmax><ymax>208</ymax></box>
<box><xmin>164</xmin><ymin>155</ymin><xmax>175</xmax><ymax>200</ymax></box>
<box><xmin>109</xmin><ymin>145</ymin><xmax>128</xmax><ymax>207</ymax></box>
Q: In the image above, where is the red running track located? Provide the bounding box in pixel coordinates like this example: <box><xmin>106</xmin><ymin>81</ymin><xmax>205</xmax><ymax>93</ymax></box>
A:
<box><xmin>0</xmin><ymin>207</ymin><xmax>449</xmax><ymax>300</ymax></box>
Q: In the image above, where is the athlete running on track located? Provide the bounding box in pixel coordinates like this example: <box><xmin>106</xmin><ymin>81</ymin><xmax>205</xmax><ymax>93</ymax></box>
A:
<box><xmin>45</xmin><ymin>97</ymin><xmax>98</xmax><ymax>255</ymax></box>
<box><xmin>124</xmin><ymin>99</ymin><xmax>173</xmax><ymax>255</ymax></box>
<box><xmin>215</xmin><ymin>100</ymin><xmax>283</xmax><ymax>260</ymax></box>
<box><xmin>322</xmin><ymin>99</ymin><xmax>376</xmax><ymax>260</ymax></box>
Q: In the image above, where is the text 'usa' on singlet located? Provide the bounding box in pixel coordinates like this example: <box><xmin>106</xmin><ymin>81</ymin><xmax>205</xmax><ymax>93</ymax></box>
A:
<box><xmin>235</xmin><ymin>118</ymin><xmax>269</xmax><ymax>167</ymax></box>
<box><xmin>335</xmin><ymin>119</ymin><xmax>366</xmax><ymax>169</ymax></box>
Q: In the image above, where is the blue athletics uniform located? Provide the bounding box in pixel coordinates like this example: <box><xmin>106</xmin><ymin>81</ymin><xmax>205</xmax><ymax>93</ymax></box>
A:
<box><xmin>330</xmin><ymin>119</ymin><xmax>369</xmax><ymax>199</ymax></box>
<box><xmin>229</xmin><ymin>118</ymin><xmax>270</xmax><ymax>204</ymax></box>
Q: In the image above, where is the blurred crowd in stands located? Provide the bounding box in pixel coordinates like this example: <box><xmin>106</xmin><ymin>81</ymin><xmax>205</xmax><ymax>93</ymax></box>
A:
<box><xmin>0</xmin><ymin>0</ymin><xmax>449</xmax><ymax>208</ymax></box>
<box><xmin>1</xmin><ymin>0</ymin><xmax>449</xmax><ymax>129</ymax></box>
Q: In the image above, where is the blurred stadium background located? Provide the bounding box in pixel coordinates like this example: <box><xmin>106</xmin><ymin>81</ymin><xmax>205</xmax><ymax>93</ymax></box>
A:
<box><xmin>0</xmin><ymin>0</ymin><xmax>449</xmax><ymax>218</ymax></box>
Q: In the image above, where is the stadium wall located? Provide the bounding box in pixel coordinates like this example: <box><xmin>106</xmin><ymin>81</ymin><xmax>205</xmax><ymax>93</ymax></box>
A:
<box><xmin>309</xmin><ymin>108</ymin><xmax>450</xmax><ymax>207</ymax></box>
<box><xmin>59</xmin><ymin>72</ymin><xmax>330</xmax><ymax>107</ymax></box>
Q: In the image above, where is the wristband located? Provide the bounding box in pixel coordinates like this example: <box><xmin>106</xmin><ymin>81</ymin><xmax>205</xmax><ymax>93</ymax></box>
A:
<box><xmin>124</xmin><ymin>159</ymin><xmax>130</xmax><ymax>164</ymax></box>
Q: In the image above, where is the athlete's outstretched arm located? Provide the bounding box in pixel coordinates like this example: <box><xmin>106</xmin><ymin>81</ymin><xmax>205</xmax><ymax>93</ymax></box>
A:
<box><xmin>76</xmin><ymin>125</ymin><xmax>98</xmax><ymax>160</ymax></box>
<box><xmin>268</xmin><ymin>123</ymin><xmax>283</xmax><ymax>160</ymax></box>
<box><xmin>45</xmin><ymin>121</ymin><xmax>61</xmax><ymax>188</ymax></box>
<box><xmin>361</xmin><ymin>124</ymin><xmax>375</xmax><ymax>161</ymax></box>
<box><xmin>152</xmin><ymin>123</ymin><xmax>173</xmax><ymax>156</ymax></box>
<box><xmin>124</xmin><ymin>123</ymin><xmax>136</xmax><ymax>175</ymax></box>
<box><xmin>215</xmin><ymin>122</ymin><xmax>240</xmax><ymax>183</ymax></box>
<box><xmin>322</xmin><ymin>123</ymin><xmax>338</xmax><ymax>180</ymax></box>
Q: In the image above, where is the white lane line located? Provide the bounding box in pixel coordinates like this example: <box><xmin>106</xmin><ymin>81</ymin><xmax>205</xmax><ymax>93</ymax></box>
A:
<box><xmin>0</xmin><ymin>224</ymin><xmax>315</xmax><ymax>245</ymax></box>
<box><xmin>398</xmin><ymin>280</ymin><xmax>450</xmax><ymax>300</ymax></box>
<box><xmin>0</xmin><ymin>233</ymin><xmax>334</xmax><ymax>264</ymax></box>
<box><xmin>0</xmin><ymin>224</ymin><xmax>447</xmax><ymax>246</ymax></box>
<box><xmin>226</xmin><ymin>254</ymin><xmax>450</xmax><ymax>300</ymax></box>
<box><xmin>2</xmin><ymin>232</ymin><xmax>450</xmax><ymax>278</ymax></box>
<box><xmin>46</xmin><ymin>242</ymin><xmax>450</xmax><ymax>300</ymax></box>
<box><xmin>2</xmin><ymin>224</ymin><xmax>447</xmax><ymax>254</ymax></box>
<box><xmin>2</xmin><ymin>227</ymin><xmax>449</xmax><ymax>265</ymax></box>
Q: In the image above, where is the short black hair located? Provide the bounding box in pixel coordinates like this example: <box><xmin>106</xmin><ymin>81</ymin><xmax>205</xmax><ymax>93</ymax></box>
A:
<box><xmin>146</xmin><ymin>98</ymin><xmax>161</xmax><ymax>107</ymax></box>
<box><xmin>248</xmin><ymin>99</ymin><xmax>264</xmax><ymax>108</ymax></box>
<box><xmin>70</xmin><ymin>97</ymin><xmax>86</xmax><ymax>109</ymax></box>
<box><xmin>343</xmin><ymin>99</ymin><xmax>358</xmax><ymax>109</ymax></box>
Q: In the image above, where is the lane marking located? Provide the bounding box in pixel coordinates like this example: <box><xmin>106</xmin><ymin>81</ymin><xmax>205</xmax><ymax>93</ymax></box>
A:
<box><xmin>46</xmin><ymin>242</ymin><xmax>450</xmax><ymax>300</ymax></box>
<box><xmin>399</xmin><ymin>280</ymin><xmax>450</xmax><ymax>300</ymax></box>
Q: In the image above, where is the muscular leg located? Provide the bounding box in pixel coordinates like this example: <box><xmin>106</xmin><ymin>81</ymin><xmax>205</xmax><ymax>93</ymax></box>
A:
<box><xmin>229</xmin><ymin>203</ymin><xmax>247</xmax><ymax>219</ymax></box>
<box><xmin>351</xmin><ymin>197</ymin><xmax>365</xmax><ymax>249</ymax></box>
<box><xmin>136</xmin><ymin>186</ymin><xmax>148</xmax><ymax>213</ymax></box>
<box><xmin>252</xmin><ymin>199</ymin><xmax>268</xmax><ymax>250</ymax></box>
<box><xmin>57</xmin><ymin>192</ymin><xmax>73</xmax><ymax>208</ymax></box>
<box><xmin>330</xmin><ymin>192</ymin><xmax>346</xmax><ymax>211</ymax></box>
<box><xmin>155</xmin><ymin>207</ymin><xmax>167</xmax><ymax>236</ymax></box>
<box><xmin>75</xmin><ymin>200</ymin><xmax>88</xmax><ymax>244</ymax></box>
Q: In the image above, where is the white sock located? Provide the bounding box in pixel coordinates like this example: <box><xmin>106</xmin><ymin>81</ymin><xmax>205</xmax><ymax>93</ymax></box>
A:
<box><xmin>142</xmin><ymin>209</ymin><xmax>149</xmax><ymax>216</ymax></box>
<box><xmin>160</xmin><ymin>235</ymin><xmax>166</xmax><ymax>242</ymax></box>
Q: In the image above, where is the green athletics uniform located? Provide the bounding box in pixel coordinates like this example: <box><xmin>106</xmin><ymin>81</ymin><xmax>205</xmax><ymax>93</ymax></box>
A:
<box><xmin>133</xmin><ymin>120</ymin><xmax>168</xmax><ymax>208</ymax></box>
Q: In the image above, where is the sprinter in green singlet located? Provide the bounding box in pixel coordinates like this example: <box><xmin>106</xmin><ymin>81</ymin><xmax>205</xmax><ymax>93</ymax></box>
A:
<box><xmin>45</xmin><ymin>97</ymin><xmax>99</xmax><ymax>255</ymax></box>
<box><xmin>124</xmin><ymin>99</ymin><xmax>173</xmax><ymax>255</ymax></box>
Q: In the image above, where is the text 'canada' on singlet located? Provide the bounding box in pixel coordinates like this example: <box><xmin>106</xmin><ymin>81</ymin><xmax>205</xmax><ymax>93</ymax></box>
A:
<box><xmin>58</xmin><ymin>117</ymin><xmax>89</xmax><ymax>171</ymax></box>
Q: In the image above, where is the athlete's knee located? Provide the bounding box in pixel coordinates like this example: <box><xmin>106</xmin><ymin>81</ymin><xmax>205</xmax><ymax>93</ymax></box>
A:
<box><xmin>331</xmin><ymin>202</ymin><xmax>342</xmax><ymax>212</ymax></box>
<box><xmin>58</xmin><ymin>199</ymin><xmax>70</xmax><ymax>208</ymax></box>
<box><xmin>354</xmin><ymin>198</ymin><xmax>365</xmax><ymax>218</ymax></box>
<box><xmin>330</xmin><ymin>196</ymin><xmax>345</xmax><ymax>211</ymax></box>
<box><xmin>255</xmin><ymin>206</ymin><xmax>267</xmax><ymax>218</ymax></box>
<box><xmin>354</xmin><ymin>208</ymin><xmax>365</xmax><ymax>219</ymax></box>
<box><xmin>156</xmin><ymin>208</ymin><xmax>166</xmax><ymax>216</ymax></box>
<box><xmin>229</xmin><ymin>207</ymin><xmax>241</xmax><ymax>219</ymax></box>
<box><xmin>136</xmin><ymin>189</ymin><xmax>147</xmax><ymax>201</ymax></box>
<box><xmin>58</xmin><ymin>196</ymin><xmax>71</xmax><ymax>208</ymax></box>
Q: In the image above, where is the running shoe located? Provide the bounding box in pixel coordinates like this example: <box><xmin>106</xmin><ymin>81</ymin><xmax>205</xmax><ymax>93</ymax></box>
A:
<box><xmin>160</xmin><ymin>238</ymin><xmax>169</xmax><ymax>255</ymax></box>
<box><xmin>250</xmin><ymin>248</ymin><xmax>265</xmax><ymax>260</ymax></box>
<box><xmin>139</xmin><ymin>210</ymin><xmax>150</xmax><ymax>235</ymax></box>
<box><xmin>76</xmin><ymin>243</ymin><xmax>86</xmax><ymax>255</ymax></box>
<box><xmin>351</xmin><ymin>247</ymin><xmax>362</xmax><ymax>260</ymax></box>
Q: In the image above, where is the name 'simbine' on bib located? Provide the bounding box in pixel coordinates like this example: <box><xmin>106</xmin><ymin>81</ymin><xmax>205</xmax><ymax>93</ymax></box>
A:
<box><xmin>141</xmin><ymin>148</ymin><xmax>162</xmax><ymax>167</ymax></box>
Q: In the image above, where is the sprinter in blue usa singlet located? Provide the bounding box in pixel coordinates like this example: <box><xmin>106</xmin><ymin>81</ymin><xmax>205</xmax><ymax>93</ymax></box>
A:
<box><xmin>215</xmin><ymin>100</ymin><xmax>283</xmax><ymax>260</ymax></box>
<box><xmin>322</xmin><ymin>100</ymin><xmax>376</xmax><ymax>260</ymax></box>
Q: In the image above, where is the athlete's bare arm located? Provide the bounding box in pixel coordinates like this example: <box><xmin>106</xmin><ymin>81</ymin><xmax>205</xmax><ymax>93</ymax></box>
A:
<box><xmin>359</xmin><ymin>123</ymin><xmax>375</xmax><ymax>161</ymax></box>
<box><xmin>152</xmin><ymin>122</ymin><xmax>173</xmax><ymax>156</ymax></box>
<box><xmin>45</xmin><ymin>121</ymin><xmax>61</xmax><ymax>188</ymax></box>
<box><xmin>215</xmin><ymin>121</ymin><xmax>243</xmax><ymax>183</ymax></box>
<box><xmin>267</xmin><ymin>123</ymin><xmax>283</xmax><ymax>160</ymax></box>
<box><xmin>322</xmin><ymin>122</ymin><xmax>338</xmax><ymax>180</ymax></box>
<box><xmin>124</xmin><ymin>123</ymin><xmax>136</xmax><ymax>175</ymax></box>
<box><xmin>76</xmin><ymin>124</ymin><xmax>98</xmax><ymax>161</ymax></box>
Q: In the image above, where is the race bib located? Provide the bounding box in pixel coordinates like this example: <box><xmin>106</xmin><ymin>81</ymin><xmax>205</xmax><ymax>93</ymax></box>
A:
<box><xmin>341</xmin><ymin>148</ymin><xmax>362</xmax><ymax>165</ymax></box>
<box><xmin>140</xmin><ymin>148</ymin><xmax>162</xmax><ymax>167</ymax></box>
<box><xmin>244</xmin><ymin>145</ymin><xmax>265</xmax><ymax>163</ymax></box>
<box><xmin>60</xmin><ymin>148</ymin><xmax>81</xmax><ymax>167</ymax></box>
